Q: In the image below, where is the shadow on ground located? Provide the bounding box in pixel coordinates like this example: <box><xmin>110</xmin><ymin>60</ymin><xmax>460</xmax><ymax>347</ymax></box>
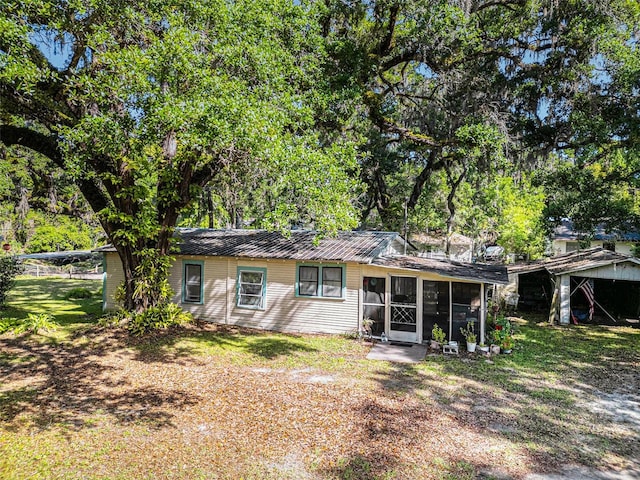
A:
<box><xmin>0</xmin><ymin>330</ymin><xmax>199</xmax><ymax>432</ymax></box>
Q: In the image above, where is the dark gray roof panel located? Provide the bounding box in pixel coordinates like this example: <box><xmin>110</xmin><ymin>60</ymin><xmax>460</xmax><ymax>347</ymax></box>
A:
<box><xmin>372</xmin><ymin>255</ymin><xmax>509</xmax><ymax>284</ymax></box>
<box><xmin>175</xmin><ymin>229</ymin><xmax>399</xmax><ymax>263</ymax></box>
<box><xmin>508</xmin><ymin>247</ymin><xmax>640</xmax><ymax>275</ymax></box>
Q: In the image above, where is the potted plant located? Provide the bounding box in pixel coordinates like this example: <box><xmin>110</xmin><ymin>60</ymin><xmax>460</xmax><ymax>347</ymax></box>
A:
<box><xmin>477</xmin><ymin>342</ymin><xmax>490</xmax><ymax>354</ymax></box>
<box><xmin>430</xmin><ymin>324</ymin><xmax>446</xmax><ymax>350</ymax></box>
<box><xmin>460</xmin><ymin>321</ymin><xmax>477</xmax><ymax>353</ymax></box>
<box><xmin>490</xmin><ymin>316</ymin><xmax>513</xmax><ymax>354</ymax></box>
<box><xmin>361</xmin><ymin>317</ymin><xmax>374</xmax><ymax>341</ymax></box>
<box><xmin>501</xmin><ymin>334</ymin><xmax>515</xmax><ymax>354</ymax></box>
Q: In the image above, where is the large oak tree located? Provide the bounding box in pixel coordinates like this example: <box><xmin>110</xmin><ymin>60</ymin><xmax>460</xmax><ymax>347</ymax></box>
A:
<box><xmin>319</xmin><ymin>0</ymin><xmax>640</xmax><ymax>242</ymax></box>
<box><xmin>1</xmin><ymin>0</ymin><xmax>360</xmax><ymax>312</ymax></box>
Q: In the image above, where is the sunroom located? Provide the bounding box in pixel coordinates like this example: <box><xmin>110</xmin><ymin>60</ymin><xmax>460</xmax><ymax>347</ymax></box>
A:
<box><xmin>362</xmin><ymin>256</ymin><xmax>508</xmax><ymax>345</ymax></box>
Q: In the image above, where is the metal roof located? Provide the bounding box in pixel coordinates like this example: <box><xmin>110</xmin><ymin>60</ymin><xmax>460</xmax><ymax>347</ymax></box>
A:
<box><xmin>508</xmin><ymin>247</ymin><xmax>640</xmax><ymax>275</ymax></box>
<box><xmin>18</xmin><ymin>250</ymin><xmax>101</xmax><ymax>266</ymax></box>
<box><xmin>90</xmin><ymin>229</ymin><xmax>404</xmax><ymax>263</ymax></box>
<box><xmin>171</xmin><ymin>229</ymin><xmax>402</xmax><ymax>262</ymax></box>
<box><xmin>372</xmin><ymin>255</ymin><xmax>509</xmax><ymax>284</ymax></box>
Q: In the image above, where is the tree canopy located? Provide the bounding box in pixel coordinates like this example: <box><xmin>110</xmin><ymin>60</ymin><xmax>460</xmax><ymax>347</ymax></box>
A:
<box><xmin>1</xmin><ymin>0</ymin><xmax>361</xmax><ymax>311</ymax></box>
<box><xmin>318</xmin><ymin>0</ymin><xmax>639</xmax><ymax>251</ymax></box>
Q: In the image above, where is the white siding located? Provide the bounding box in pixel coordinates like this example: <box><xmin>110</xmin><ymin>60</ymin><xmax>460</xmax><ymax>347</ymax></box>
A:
<box><xmin>102</xmin><ymin>252</ymin><xmax>492</xmax><ymax>340</ymax></box>
<box><xmin>568</xmin><ymin>261</ymin><xmax>640</xmax><ymax>281</ymax></box>
<box><xmin>171</xmin><ymin>256</ymin><xmax>229</xmax><ymax>322</ymax></box>
<box><xmin>170</xmin><ymin>258</ymin><xmax>361</xmax><ymax>335</ymax></box>
<box><xmin>237</xmin><ymin>259</ymin><xmax>360</xmax><ymax>334</ymax></box>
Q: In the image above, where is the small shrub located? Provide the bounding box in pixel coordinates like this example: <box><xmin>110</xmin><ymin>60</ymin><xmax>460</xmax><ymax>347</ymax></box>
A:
<box><xmin>127</xmin><ymin>303</ymin><xmax>193</xmax><ymax>336</ymax></box>
<box><xmin>98</xmin><ymin>312</ymin><xmax>127</xmax><ymax>329</ymax></box>
<box><xmin>64</xmin><ymin>287</ymin><xmax>94</xmax><ymax>300</ymax></box>
<box><xmin>13</xmin><ymin>313</ymin><xmax>60</xmax><ymax>335</ymax></box>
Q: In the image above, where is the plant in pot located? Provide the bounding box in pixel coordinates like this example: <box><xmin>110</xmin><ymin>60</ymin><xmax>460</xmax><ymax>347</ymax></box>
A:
<box><xmin>361</xmin><ymin>317</ymin><xmax>374</xmax><ymax>341</ymax></box>
<box><xmin>460</xmin><ymin>321</ymin><xmax>477</xmax><ymax>353</ymax></box>
<box><xmin>501</xmin><ymin>334</ymin><xmax>515</xmax><ymax>354</ymax></box>
<box><xmin>430</xmin><ymin>324</ymin><xmax>446</xmax><ymax>350</ymax></box>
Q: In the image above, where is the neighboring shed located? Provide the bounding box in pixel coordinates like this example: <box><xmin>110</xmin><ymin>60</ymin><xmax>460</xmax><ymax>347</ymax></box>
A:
<box><xmin>508</xmin><ymin>248</ymin><xmax>640</xmax><ymax>325</ymax></box>
<box><xmin>99</xmin><ymin>229</ymin><xmax>508</xmax><ymax>344</ymax></box>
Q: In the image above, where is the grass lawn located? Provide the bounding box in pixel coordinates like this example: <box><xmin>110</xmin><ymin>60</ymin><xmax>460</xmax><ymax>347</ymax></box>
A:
<box><xmin>1</xmin><ymin>277</ymin><xmax>639</xmax><ymax>479</ymax></box>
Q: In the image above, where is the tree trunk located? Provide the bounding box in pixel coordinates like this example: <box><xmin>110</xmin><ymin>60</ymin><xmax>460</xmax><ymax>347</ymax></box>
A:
<box><xmin>444</xmin><ymin>161</ymin><xmax>468</xmax><ymax>257</ymax></box>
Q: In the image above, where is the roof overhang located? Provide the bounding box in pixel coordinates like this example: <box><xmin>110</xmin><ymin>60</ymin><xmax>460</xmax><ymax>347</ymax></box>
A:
<box><xmin>508</xmin><ymin>247</ymin><xmax>640</xmax><ymax>276</ymax></box>
<box><xmin>371</xmin><ymin>255</ymin><xmax>509</xmax><ymax>284</ymax></box>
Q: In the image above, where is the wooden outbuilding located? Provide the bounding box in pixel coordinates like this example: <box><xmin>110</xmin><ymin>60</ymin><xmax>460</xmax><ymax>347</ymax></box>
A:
<box><xmin>508</xmin><ymin>248</ymin><xmax>640</xmax><ymax>325</ymax></box>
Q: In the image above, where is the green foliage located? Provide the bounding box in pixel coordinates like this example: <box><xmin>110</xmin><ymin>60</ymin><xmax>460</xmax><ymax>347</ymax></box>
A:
<box><xmin>330</xmin><ymin>1</ymin><xmax>640</xmax><ymax>246</ymax></box>
<box><xmin>130</xmin><ymin>250</ymin><xmax>175</xmax><ymax>311</ymax></box>
<box><xmin>12</xmin><ymin>313</ymin><xmax>60</xmax><ymax>335</ymax></box>
<box><xmin>0</xmin><ymin>256</ymin><xmax>23</xmax><ymax>307</ymax></box>
<box><xmin>0</xmin><ymin>317</ymin><xmax>18</xmax><ymax>334</ymax></box>
<box><xmin>126</xmin><ymin>303</ymin><xmax>193</xmax><ymax>336</ymax></box>
<box><xmin>539</xmin><ymin>151</ymin><xmax>640</xmax><ymax>235</ymax></box>
<box><xmin>489</xmin><ymin>316</ymin><xmax>515</xmax><ymax>350</ymax></box>
<box><xmin>459</xmin><ymin>321</ymin><xmax>477</xmax><ymax>344</ymax></box>
<box><xmin>25</xmin><ymin>216</ymin><xmax>96</xmax><ymax>253</ymax></box>
<box><xmin>1</xmin><ymin>0</ymin><xmax>362</xmax><ymax>317</ymax></box>
<box><xmin>64</xmin><ymin>288</ymin><xmax>94</xmax><ymax>300</ymax></box>
<box><xmin>431</xmin><ymin>324</ymin><xmax>446</xmax><ymax>344</ymax></box>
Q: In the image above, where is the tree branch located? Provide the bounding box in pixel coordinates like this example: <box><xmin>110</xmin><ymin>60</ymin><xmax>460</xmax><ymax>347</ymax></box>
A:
<box><xmin>0</xmin><ymin>125</ymin><xmax>64</xmax><ymax>167</ymax></box>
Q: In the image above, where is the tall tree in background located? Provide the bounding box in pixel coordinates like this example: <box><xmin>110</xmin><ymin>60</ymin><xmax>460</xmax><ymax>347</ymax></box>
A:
<box><xmin>319</xmin><ymin>0</ymin><xmax>639</xmax><ymax>247</ymax></box>
<box><xmin>1</xmin><ymin>0</ymin><xmax>361</xmax><ymax>312</ymax></box>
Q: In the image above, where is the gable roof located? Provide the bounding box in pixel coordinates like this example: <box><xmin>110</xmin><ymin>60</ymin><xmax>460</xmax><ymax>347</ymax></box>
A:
<box><xmin>97</xmin><ymin>228</ymin><xmax>508</xmax><ymax>283</ymax></box>
<box><xmin>508</xmin><ymin>247</ymin><xmax>640</xmax><ymax>275</ymax></box>
<box><xmin>372</xmin><ymin>255</ymin><xmax>508</xmax><ymax>284</ymax></box>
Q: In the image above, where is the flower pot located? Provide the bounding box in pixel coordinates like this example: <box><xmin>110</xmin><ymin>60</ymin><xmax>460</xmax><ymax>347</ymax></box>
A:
<box><xmin>477</xmin><ymin>345</ymin><xmax>489</xmax><ymax>354</ymax></box>
<box><xmin>466</xmin><ymin>342</ymin><xmax>477</xmax><ymax>352</ymax></box>
<box><xmin>490</xmin><ymin>344</ymin><xmax>501</xmax><ymax>355</ymax></box>
<box><xmin>501</xmin><ymin>349</ymin><xmax>512</xmax><ymax>354</ymax></box>
<box><xmin>430</xmin><ymin>340</ymin><xmax>441</xmax><ymax>350</ymax></box>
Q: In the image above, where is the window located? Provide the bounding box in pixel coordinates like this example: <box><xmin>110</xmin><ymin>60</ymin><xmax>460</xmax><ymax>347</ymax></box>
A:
<box><xmin>297</xmin><ymin>264</ymin><xmax>345</xmax><ymax>298</ymax></box>
<box><xmin>322</xmin><ymin>267</ymin><xmax>343</xmax><ymax>298</ymax></box>
<box><xmin>237</xmin><ymin>267</ymin><xmax>266</xmax><ymax>309</ymax></box>
<box><xmin>298</xmin><ymin>266</ymin><xmax>319</xmax><ymax>296</ymax></box>
<box><xmin>183</xmin><ymin>261</ymin><xmax>203</xmax><ymax>304</ymax></box>
<box><xmin>566</xmin><ymin>241</ymin><xmax>580</xmax><ymax>252</ymax></box>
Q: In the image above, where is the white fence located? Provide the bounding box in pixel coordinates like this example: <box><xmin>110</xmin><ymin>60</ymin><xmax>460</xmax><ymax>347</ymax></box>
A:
<box><xmin>22</xmin><ymin>263</ymin><xmax>103</xmax><ymax>280</ymax></box>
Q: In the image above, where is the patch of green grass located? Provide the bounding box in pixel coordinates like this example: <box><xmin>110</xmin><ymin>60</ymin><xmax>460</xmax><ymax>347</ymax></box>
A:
<box><xmin>2</xmin><ymin>276</ymin><xmax>102</xmax><ymax>337</ymax></box>
<box><xmin>132</xmin><ymin>326</ymin><xmax>378</xmax><ymax>375</ymax></box>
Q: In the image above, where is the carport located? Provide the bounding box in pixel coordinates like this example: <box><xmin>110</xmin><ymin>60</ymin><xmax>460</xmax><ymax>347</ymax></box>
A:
<box><xmin>508</xmin><ymin>248</ymin><xmax>640</xmax><ymax>325</ymax></box>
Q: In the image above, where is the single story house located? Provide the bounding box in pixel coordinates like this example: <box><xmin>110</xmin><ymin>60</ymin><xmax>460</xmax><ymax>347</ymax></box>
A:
<box><xmin>552</xmin><ymin>219</ymin><xmax>640</xmax><ymax>256</ymax></box>
<box><xmin>507</xmin><ymin>247</ymin><xmax>640</xmax><ymax>325</ymax></box>
<box><xmin>100</xmin><ymin>229</ymin><xmax>508</xmax><ymax>344</ymax></box>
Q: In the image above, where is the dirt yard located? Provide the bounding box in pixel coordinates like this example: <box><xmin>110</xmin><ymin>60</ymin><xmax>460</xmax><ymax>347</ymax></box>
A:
<box><xmin>1</xmin><ymin>322</ymin><xmax>639</xmax><ymax>479</ymax></box>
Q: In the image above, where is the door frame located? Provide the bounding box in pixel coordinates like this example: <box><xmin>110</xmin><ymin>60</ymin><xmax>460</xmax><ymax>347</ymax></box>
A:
<box><xmin>388</xmin><ymin>274</ymin><xmax>420</xmax><ymax>343</ymax></box>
